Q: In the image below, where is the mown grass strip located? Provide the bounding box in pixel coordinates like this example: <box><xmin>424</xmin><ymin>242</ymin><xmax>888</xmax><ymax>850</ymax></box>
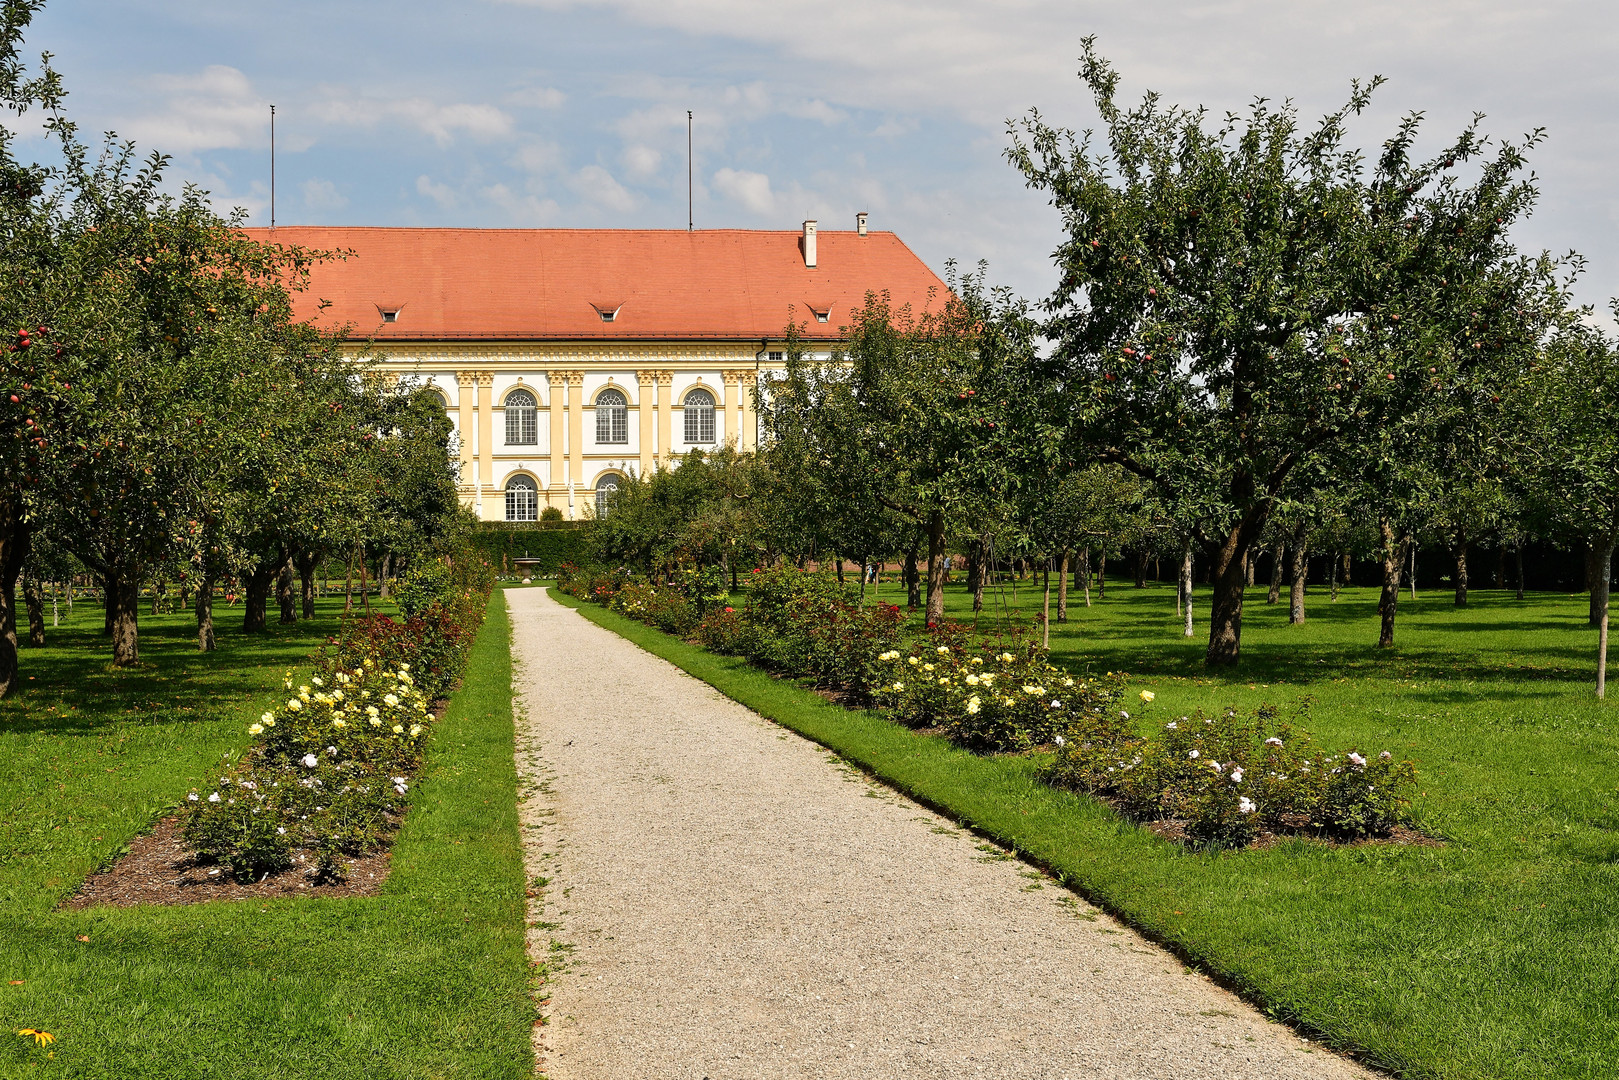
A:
<box><xmin>0</xmin><ymin>591</ymin><xmax>533</xmax><ymax>1079</ymax></box>
<box><xmin>550</xmin><ymin>586</ymin><xmax>1618</xmax><ymax>1080</ymax></box>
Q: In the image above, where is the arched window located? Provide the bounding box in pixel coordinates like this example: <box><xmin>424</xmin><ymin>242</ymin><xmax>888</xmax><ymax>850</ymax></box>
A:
<box><xmin>595</xmin><ymin>473</ymin><xmax>621</xmax><ymax>519</ymax></box>
<box><xmin>505</xmin><ymin>475</ymin><xmax>538</xmax><ymax>522</ymax></box>
<box><xmin>505</xmin><ymin>389</ymin><xmax>538</xmax><ymax>445</ymax></box>
<box><xmin>596</xmin><ymin>388</ymin><xmax>628</xmax><ymax>444</ymax></box>
<box><xmin>683</xmin><ymin>388</ymin><xmax>716</xmax><ymax>444</ymax></box>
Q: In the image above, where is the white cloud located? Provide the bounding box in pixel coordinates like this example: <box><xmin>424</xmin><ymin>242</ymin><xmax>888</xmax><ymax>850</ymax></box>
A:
<box><xmin>301</xmin><ymin>178</ymin><xmax>348</xmax><ymax>210</ymax></box>
<box><xmin>621</xmin><ymin>144</ymin><xmax>662</xmax><ymax>180</ymax></box>
<box><xmin>311</xmin><ymin>92</ymin><xmax>514</xmax><ymax>148</ymax></box>
<box><xmin>416</xmin><ymin>174</ymin><xmax>457</xmax><ymax>209</ymax></box>
<box><xmin>512</xmin><ymin>139</ymin><xmax>564</xmax><ymax>175</ymax></box>
<box><xmin>482</xmin><ymin>183</ymin><xmax>563</xmax><ymax>224</ymax></box>
<box><xmin>712</xmin><ymin>167</ymin><xmax>774</xmax><ymax>215</ymax></box>
<box><xmin>571</xmin><ymin>165</ymin><xmax>637</xmax><ymax>212</ymax></box>
<box><xmin>123</xmin><ymin>65</ymin><xmax>265</xmax><ymax>154</ymax></box>
<box><xmin>506</xmin><ymin>86</ymin><xmax>568</xmax><ymax>109</ymax></box>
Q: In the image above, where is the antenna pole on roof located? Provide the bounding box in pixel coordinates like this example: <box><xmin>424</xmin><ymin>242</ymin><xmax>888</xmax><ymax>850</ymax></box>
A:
<box><xmin>269</xmin><ymin>104</ymin><xmax>276</xmax><ymax>230</ymax></box>
<box><xmin>687</xmin><ymin>110</ymin><xmax>693</xmax><ymax>232</ymax></box>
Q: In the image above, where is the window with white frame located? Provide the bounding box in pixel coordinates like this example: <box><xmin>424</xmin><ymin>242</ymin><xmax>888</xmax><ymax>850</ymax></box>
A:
<box><xmin>505</xmin><ymin>475</ymin><xmax>538</xmax><ymax>521</ymax></box>
<box><xmin>505</xmin><ymin>389</ymin><xmax>538</xmax><ymax>445</ymax></box>
<box><xmin>595</xmin><ymin>474</ymin><xmax>621</xmax><ymax>518</ymax></box>
<box><xmin>683</xmin><ymin>388</ymin><xmax>716</xmax><ymax>444</ymax></box>
<box><xmin>595</xmin><ymin>388</ymin><xmax>628</xmax><ymax>444</ymax></box>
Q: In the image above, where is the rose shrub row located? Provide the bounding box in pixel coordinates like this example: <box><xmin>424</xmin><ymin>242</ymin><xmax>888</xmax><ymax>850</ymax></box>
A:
<box><xmin>183</xmin><ymin>554</ymin><xmax>494</xmax><ymax>880</ymax></box>
<box><xmin>1041</xmin><ymin>702</ymin><xmax>1419</xmax><ymax>845</ymax></box>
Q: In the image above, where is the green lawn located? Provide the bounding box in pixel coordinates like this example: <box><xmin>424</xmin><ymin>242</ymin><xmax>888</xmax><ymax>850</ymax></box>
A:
<box><xmin>554</xmin><ymin>577</ymin><xmax>1619</xmax><ymax>1080</ymax></box>
<box><xmin>0</xmin><ymin>592</ymin><xmax>533</xmax><ymax>1078</ymax></box>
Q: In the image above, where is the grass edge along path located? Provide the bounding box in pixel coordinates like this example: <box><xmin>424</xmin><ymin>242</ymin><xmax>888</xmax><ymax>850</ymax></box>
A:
<box><xmin>0</xmin><ymin>589</ymin><xmax>534</xmax><ymax>1079</ymax></box>
<box><xmin>549</xmin><ymin>586</ymin><xmax>1501</xmax><ymax>1080</ymax></box>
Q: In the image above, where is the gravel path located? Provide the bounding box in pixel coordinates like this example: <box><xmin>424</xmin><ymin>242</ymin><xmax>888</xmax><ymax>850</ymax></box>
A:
<box><xmin>510</xmin><ymin>588</ymin><xmax>1372</xmax><ymax>1080</ymax></box>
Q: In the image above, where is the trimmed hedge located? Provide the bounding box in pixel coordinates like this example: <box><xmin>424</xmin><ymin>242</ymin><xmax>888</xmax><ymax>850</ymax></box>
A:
<box><xmin>469</xmin><ymin>522</ymin><xmax>592</xmax><ymax>575</ymax></box>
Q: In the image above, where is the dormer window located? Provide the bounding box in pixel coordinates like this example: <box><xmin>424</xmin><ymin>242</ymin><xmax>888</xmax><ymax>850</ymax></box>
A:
<box><xmin>381</xmin><ymin>310</ymin><xmax>399</xmax><ymax>323</ymax></box>
<box><xmin>591</xmin><ymin>301</ymin><xmax>623</xmax><ymax>323</ymax></box>
<box><xmin>814</xmin><ymin>311</ymin><xmax>829</xmax><ymax>323</ymax></box>
<box><xmin>375</xmin><ymin>303</ymin><xmax>405</xmax><ymax>324</ymax></box>
<box><xmin>600</xmin><ymin>310</ymin><xmax>616</xmax><ymax>322</ymax></box>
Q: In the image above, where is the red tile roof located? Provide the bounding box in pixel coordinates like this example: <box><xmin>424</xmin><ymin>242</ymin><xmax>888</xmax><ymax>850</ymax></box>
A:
<box><xmin>239</xmin><ymin>226</ymin><xmax>949</xmax><ymax>342</ymax></box>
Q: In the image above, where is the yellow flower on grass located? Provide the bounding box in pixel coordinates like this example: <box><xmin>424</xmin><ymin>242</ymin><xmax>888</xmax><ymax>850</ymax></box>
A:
<box><xmin>248</xmin><ymin>723</ymin><xmax>264</xmax><ymax>736</ymax></box>
<box><xmin>393</xmin><ymin>724</ymin><xmax>405</xmax><ymax>734</ymax></box>
<box><xmin>409</xmin><ymin>724</ymin><xmax>422</xmax><ymax>736</ymax></box>
<box><xmin>1139</xmin><ymin>690</ymin><xmax>1155</xmax><ymax>702</ymax></box>
<box><xmin>371</xmin><ymin>718</ymin><xmax>383</xmax><ymax>727</ymax></box>
<box><xmin>17</xmin><ymin>1029</ymin><xmax>55</xmax><ymax>1047</ymax></box>
<box><xmin>332</xmin><ymin>718</ymin><xmax>347</xmax><ymax>729</ymax></box>
<box><xmin>286</xmin><ymin>699</ymin><xmax>302</xmax><ymax>712</ymax></box>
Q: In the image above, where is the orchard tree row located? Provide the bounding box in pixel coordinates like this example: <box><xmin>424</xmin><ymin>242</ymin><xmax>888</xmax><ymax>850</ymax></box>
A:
<box><xmin>594</xmin><ymin>44</ymin><xmax>1619</xmax><ymax>695</ymax></box>
<box><xmin>0</xmin><ymin>0</ymin><xmax>461</xmax><ymax>693</ymax></box>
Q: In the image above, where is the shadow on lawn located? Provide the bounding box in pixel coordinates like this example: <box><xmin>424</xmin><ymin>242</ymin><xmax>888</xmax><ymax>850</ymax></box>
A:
<box><xmin>969</xmin><ymin>586</ymin><xmax>1601</xmax><ymax>699</ymax></box>
<box><xmin>0</xmin><ymin>609</ymin><xmax>339</xmax><ymax>737</ymax></box>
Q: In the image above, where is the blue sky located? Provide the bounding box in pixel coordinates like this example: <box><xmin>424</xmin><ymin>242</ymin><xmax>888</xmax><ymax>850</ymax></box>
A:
<box><xmin>11</xmin><ymin>0</ymin><xmax>1619</xmax><ymax>310</ymax></box>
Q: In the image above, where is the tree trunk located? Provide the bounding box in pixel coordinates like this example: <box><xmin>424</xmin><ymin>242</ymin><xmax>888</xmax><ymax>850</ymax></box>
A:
<box><xmin>924</xmin><ymin>509</ymin><xmax>947</xmax><ymax>627</ymax></box>
<box><xmin>1056</xmin><ymin>548</ymin><xmax>1069</xmax><ymax>623</ymax></box>
<box><xmin>1377</xmin><ymin>518</ymin><xmax>1404</xmax><ymax>648</ymax></box>
<box><xmin>971</xmin><ymin>536</ymin><xmax>988</xmax><ymax>614</ymax></box>
<box><xmin>1329</xmin><ymin>551</ymin><xmax>1340</xmax><ymax>602</ymax></box>
<box><xmin>244</xmin><ymin>565</ymin><xmax>275</xmax><ymax>632</ymax></box>
<box><xmin>1589</xmin><ymin>545</ymin><xmax>1605</xmax><ymax>626</ymax></box>
<box><xmin>0</xmin><ymin>521</ymin><xmax>23</xmax><ymax>694</ymax></box>
<box><xmin>1515</xmin><ymin>545</ymin><xmax>1525</xmax><ymax>601</ymax></box>
<box><xmin>297</xmin><ymin>552</ymin><xmax>317</xmax><ymax>620</ymax></box>
<box><xmin>1266</xmin><ymin>544</ymin><xmax>1284</xmax><ymax>604</ymax></box>
<box><xmin>1096</xmin><ymin>552</ymin><xmax>1106</xmax><ymax>599</ymax></box>
<box><xmin>1453</xmin><ymin>529</ymin><xmax>1469</xmax><ymax>607</ymax></box>
<box><xmin>359</xmin><ymin>547</ymin><xmax>372</xmax><ymax>615</ymax></box>
<box><xmin>1342</xmin><ymin>551</ymin><xmax>1352</xmax><ymax>587</ymax></box>
<box><xmin>108</xmin><ymin>570</ymin><xmax>141</xmax><ymax>667</ymax></box>
<box><xmin>1133</xmin><ymin>549</ymin><xmax>1147</xmax><ymax>588</ymax></box>
<box><xmin>1599</xmin><ymin>540</ymin><xmax>1615</xmax><ymax>699</ymax></box>
<box><xmin>150</xmin><ymin>579</ymin><xmax>164</xmax><ymax>617</ymax></box>
<box><xmin>379</xmin><ymin>552</ymin><xmax>392</xmax><ymax>599</ymax></box>
<box><xmin>277</xmin><ymin>556</ymin><xmax>296</xmax><ymax>624</ymax></box>
<box><xmin>22</xmin><ymin>576</ymin><xmax>44</xmax><ymax>647</ymax></box>
<box><xmin>196</xmin><ymin>574</ymin><xmax>216</xmax><ymax>651</ymax></box>
<box><xmin>1181</xmin><ymin>540</ymin><xmax>1194</xmax><ymax>638</ymax></box>
<box><xmin>1246</xmin><ymin>553</ymin><xmax>1256</xmax><ymax>588</ymax></box>
<box><xmin>103</xmin><ymin>576</ymin><xmax>114</xmax><ymax>636</ymax></box>
<box><xmin>903</xmin><ymin>538</ymin><xmax>921</xmax><ymax>611</ymax></box>
<box><xmin>835</xmin><ymin>558</ymin><xmax>845</xmax><ymax>586</ymax></box>
<box><xmin>857</xmin><ymin>551</ymin><xmax>868</xmax><ymax>605</ymax></box>
<box><xmin>1204</xmin><ymin>523</ymin><xmax>1256</xmax><ymax>666</ymax></box>
<box><xmin>1080</xmin><ymin>548</ymin><xmax>1092</xmax><ymax>607</ymax></box>
<box><xmin>1042</xmin><ymin>560</ymin><xmax>1051</xmax><ymax>648</ymax></box>
<box><xmin>1409</xmin><ymin>542</ymin><xmax>1418</xmax><ymax>601</ymax></box>
<box><xmin>344</xmin><ymin>555</ymin><xmax>354</xmax><ymax>616</ymax></box>
<box><xmin>1288</xmin><ymin>535</ymin><xmax>1308</xmax><ymax>625</ymax></box>
<box><xmin>1495</xmin><ymin>548</ymin><xmax>1507</xmax><ymax>589</ymax></box>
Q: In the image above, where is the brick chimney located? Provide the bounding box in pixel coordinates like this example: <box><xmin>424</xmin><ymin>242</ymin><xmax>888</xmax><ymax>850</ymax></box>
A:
<box><xmin>856</xmin><ymin>211</ymin><xmax>868</xmax><ymax>237</ymax></box>
<box><xmin>802</xmin><ymin>219</ymin><xmax>817</xmax><ymax>268</ymax></box>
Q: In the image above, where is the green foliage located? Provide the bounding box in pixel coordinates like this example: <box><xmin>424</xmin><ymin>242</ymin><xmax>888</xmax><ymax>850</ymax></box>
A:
<box><xmin>181</xmin><ymin>552</ymin><xmax>493</xmax><ymax>878</ymax></box>
<box><xmin>1043</xmin><ymin>702</ymin><xmax>1418</xmax><ymax>845</ymax></box>
<box><xmin>466</xmin><ymin>520</ymin><xmax>590</xmax><ymax>575</ymax></box>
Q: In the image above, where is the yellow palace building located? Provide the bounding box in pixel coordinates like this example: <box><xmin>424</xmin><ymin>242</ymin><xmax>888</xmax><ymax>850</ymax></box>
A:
<box><xmin>249</xmin><ymin>217</ymin><xmax>947</xmax><ymax>521</ymax></box>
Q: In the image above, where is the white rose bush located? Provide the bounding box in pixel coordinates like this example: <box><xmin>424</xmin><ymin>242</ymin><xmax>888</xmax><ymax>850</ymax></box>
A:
<box><xmin>183</xmin><ymin>665</ymin><xmax>434</xmax><ymax>880</ymax></box>
<box><xmin>1041</xmin><ymin>702</ymin><xmax>1418</xmax><ymax>846</ymax></box>
<box><xmin>182</xmin><ymin>559</ymin><xmax>494</xmax><ymax>881</ymax></box>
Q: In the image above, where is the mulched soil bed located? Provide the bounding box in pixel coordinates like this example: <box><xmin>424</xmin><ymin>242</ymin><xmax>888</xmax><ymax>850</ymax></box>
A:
<box><xmin>61</xmin><ymin>816</ymin><xmax>392</xmax><ymax>909</ymax></box>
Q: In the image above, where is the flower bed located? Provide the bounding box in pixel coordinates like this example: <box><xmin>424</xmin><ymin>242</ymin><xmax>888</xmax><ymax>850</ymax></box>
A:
<box><xmin>558</xmin><ymin>563</ymin><xmax>1421</xmax><ymax>847</ymax></box>
<box><xmin>1042</xmin><ymin>703</ymin><xmax>1419</xmax><ymax>846</ymax></box>
<box><xmin>181</xmin><ymin>555</ymin><xmax>495</xmax><ymax>882</ymax></box>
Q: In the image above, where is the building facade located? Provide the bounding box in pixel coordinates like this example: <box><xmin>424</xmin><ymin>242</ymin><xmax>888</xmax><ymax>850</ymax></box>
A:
<box><xmin>247</xmin><ymin>219</ymin><xmax>947</xmax><ymax>520</ymax></box>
